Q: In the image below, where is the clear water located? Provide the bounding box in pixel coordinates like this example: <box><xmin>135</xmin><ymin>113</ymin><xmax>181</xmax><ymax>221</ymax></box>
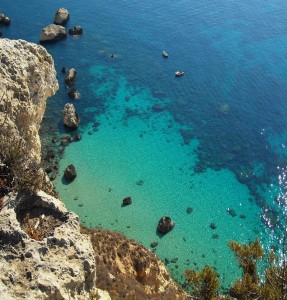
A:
<box><xmin>3</xmin><ymin>0</ymin><xmax>287</xmax><ymax>290</ymax></box>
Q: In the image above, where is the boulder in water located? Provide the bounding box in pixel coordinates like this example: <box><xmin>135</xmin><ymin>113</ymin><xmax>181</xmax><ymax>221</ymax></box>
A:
<box><xmin>157</xmin><ymin>216</ymin><xmax>175</xmax><ymax>234</ymax></box>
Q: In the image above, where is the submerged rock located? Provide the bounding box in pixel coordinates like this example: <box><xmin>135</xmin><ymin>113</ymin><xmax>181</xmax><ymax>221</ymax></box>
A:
<box><xmin>54</xmin><ymin>8</ymin><xmax>70</xmax><ymax>25</ymax></box>
<box><xmin>68</xmin><ymin>88</ymin><xmax>79</xmax><ymax>99</ymax></box>
<box><xmin>157</xmin><ymin>216</ymin><xmax>175</xmax><ymax>234</ymax></box>
<box><xmin>186</xmin><ymin>207</ymin><xmax>193</xmax><ymax>214</ymax></box>
<box><xmin>40</xmin><ymin>24</ymin><xmax>67</xmax><ymax>42</ymax></box>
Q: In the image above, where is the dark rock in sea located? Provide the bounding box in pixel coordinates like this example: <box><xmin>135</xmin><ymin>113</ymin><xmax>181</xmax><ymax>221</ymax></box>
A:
<box><xmin>68</xmin><ymin>88</ymin><xmax>79</xmax><ymax>99</ymax></box>
<box><xmin>157</xmin><ymin>216</ymin><xmax>175</xmax><ymax>234</ymax></box>
<box><xmin>179</xmin><ymin>129</ymin><xmax>193</xmax><ymax>145</ymax></box>
<box><xmin>0</xmin><ymin>13</ymin><xmax>4</xmax><ymax>23</ymax></box>
<box><xmin>152</xmin><ymin>104</ymin><xmax>165</xmax><ymax>112</ymax></box>
<box><xmin>39</xmin><ymin>24</ymin><xmax>67</xmax><ymax>43</ymax></box>
<box><xmin>212</xmin><ymin>234</ymin><xmax>219</xmax><ymax>239</ymax></box>
<box><xmin>52</xmin><ymin>136</ymin><xmax>58</xmax><ymax>143</ymax></box>
<box><xmin>227</xmin><ymin>208</ymin><xmax>237</xmax><ymax>217</ymax></box>
<box><xmin>122</xmin><ymin>196</ymin><xmax>132</xmax><ymax>206</ymax></box>
<box><xmin>150</xmin><ymin>242</ymin><xmax>158</xmax><ymax>248</ymax></box>
<box><xmin>50</xmin><ymin>173</ymin><xmax>57</xmax><ymax>181</ymax></box>
<box><xmin>239</xmin><ymin>214</ymin><xmax>246</xmax><ymax>219</ymax></box>
<box><xmin>61</xmin><ymin>67</ymin><xmax>67</xmax><ymax>74</ymax></box>
<box><xmin>54</xmin><ymin>8</ymin><xmax>70</xmax><ymax>25</ymax></box>
<box><xmin>46</xmin><ymin>149</ymin><xmax>55</xmax><ymax>160</ymax></box>
<box><xmin>75</xmin><ymin>133</ymin><xmax>81</xmax><ymax>141</ymax></box>
<box><xmin>3</xmin><ymin>16</ymin><xmax>11</xmax><ymax>25</ymax></box>
<box><xmin>171</xmin><ymin>258</ymin><xmax>178</xmax><ymax>263</ymax></box>
<box><xmin>61</xmin><ymin>138</ymin><xmax>69</xmax><ymax>146</ymax></box>
<box><xmin>64</xmin><ymin>164</ymin><xmax>77</xmax><ymax>181</ymax></box>
<box><xmin>165</xmin><ymin>258</ymin><xmax>170</xmax><ymax>264</ymax></box>
<box><xmin>210</xmin><ymin>223</ymin><xmax>217</xmax><ymax>230</ymax></box>
<box><xmin>186</xmin><ymin>207</ymin><xmax>193</xmax><ymax>214</ymax></box>
<box><xmin>65</xmin><ymin>68</ymin><xmax>77</xmax><ymax>87</ymax></box>
<box><xmin>68</xmin><ymin>26</ymin><xmax>83</xmax><ymax>35</ymax></box>
<box><xmin>136</xmin><ymin>179</ymin><xmax>144</xmax><ymax>186</ymax></box>
<box><xmin>45</xmin><ymin>166</ymin><xmax>53</xmax><ymax>174</ymax></box>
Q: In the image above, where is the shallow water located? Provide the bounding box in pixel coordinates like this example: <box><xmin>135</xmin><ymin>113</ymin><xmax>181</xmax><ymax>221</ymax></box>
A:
<box><xmin>3</xmin><ymin>0</ymin><xmax>287</xmax><ymax>289</ymax></box>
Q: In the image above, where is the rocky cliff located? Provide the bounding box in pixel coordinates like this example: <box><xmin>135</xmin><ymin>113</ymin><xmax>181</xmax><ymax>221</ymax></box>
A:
<box><xmin>0</xmin><ymin>38</ymin><xmax>190</xmax><ymax>300</ymax></box>
<box><xmin>0</xmin><ymin>39</ymin><xmax>110</xmax><ymax>300</ymax></box>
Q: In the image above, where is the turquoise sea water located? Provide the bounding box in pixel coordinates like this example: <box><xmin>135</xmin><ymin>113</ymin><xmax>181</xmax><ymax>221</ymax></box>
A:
<box><xmin>3</xmin><ymin>0</ymin><xmax>287</xmax><ymax>290</ymax></box>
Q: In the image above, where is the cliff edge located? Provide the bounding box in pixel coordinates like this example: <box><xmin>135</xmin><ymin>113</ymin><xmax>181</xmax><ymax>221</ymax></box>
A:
<box><xmin>0</xmin><ymin>38</ymin><xmax>189</xmax><ymax>300</ymax></box>
<box><xmin>0</xmin><ymin>39</ymin><xmax>110</xmax><ymax>300</ymax></box>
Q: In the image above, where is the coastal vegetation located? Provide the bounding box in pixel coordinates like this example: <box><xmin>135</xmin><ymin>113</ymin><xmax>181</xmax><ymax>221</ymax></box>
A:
<box><xmin>185</xmin><ymin>238</ymin><xmax>287</xmax><ymax>300</ymax></box>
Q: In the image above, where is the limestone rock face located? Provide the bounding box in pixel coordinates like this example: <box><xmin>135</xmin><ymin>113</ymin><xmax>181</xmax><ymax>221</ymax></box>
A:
<box><xmin>63</xmin><ymin>103</ymin><xmax>80</xmax><ymax>128</ymax></box>
<box><xmin>54</xmin><ymin>8</ymin><xmax>70</xmax><ymax>25</ymax></box>
<box><xmin>0</xmin><ymin>39</ymin><xmax>58</xmax><ymax>162</ymax></box>
<box><xmin>40</xmin><ymin>24</ymin><xmax>67</xmax><ymax>42</ymax></box>
<box><xmin>0</xmin><ymin>191</ymin><xmax>99</xmax><ymax>300</ymax></box>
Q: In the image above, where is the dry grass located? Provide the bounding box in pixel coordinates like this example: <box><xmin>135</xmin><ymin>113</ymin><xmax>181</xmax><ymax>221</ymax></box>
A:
<box><xmin>81</xmin><ymin>226</ymin><xmax>191</xmax><ymax>300</ymax></box>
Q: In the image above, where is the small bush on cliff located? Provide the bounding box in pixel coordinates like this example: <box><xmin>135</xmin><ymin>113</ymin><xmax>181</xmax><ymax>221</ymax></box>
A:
<box><xmin>0</xmin><ymin>132</ymin><xmax>44</xmax><ymax>194</ymax></box>
<box><xmin>185</xmin><ymin>265</ymin><xmax>220</xmax><ymax>300</ymax></box>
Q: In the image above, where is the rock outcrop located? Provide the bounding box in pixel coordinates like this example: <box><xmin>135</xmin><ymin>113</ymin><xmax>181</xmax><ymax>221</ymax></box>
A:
<box><xmin>63</xmin><ymin>103</ymin><xmax>80</xmax><ymax>128</ymax></box>
<box><xmin>157</xmin><ymin>216</ymin><xmax>175</xmax><ymax>234</ymax></box>
<box><xmin>68</xmin><ymin>26</ymin><xmax>83</xmax><ymax>35</ymax></box>
<box><xmin>0</xmin><ymin>38</ymin><xmax>111</xmax><ymax>300</ymax></box>
<box><xmin>65</xmin><ymin>68</ymin><xmax>77</xmax><ymax>87</ymax></box>
<box><xmin>64</xmin><ymin>164</ymin><xmax>77</xmax><ymax>181</ymax></box>
<box><xmin>0</xmin><ymin>191</ymin><xmax>99</xmax><ymax>299</ymax></box>
<box><xmin>0</xmin><ymin>39</ymin><xmax>58</xmax><ymax>162</ymax></box>
<box><xmin>40</xmin><ymin>24</ymin><xmax>67</xmax><ymax>43</ymax></box>
<box><xmin>54</xmin><ymin>8</ymin><xmax>70</xmax><ymax>25</ymax></box>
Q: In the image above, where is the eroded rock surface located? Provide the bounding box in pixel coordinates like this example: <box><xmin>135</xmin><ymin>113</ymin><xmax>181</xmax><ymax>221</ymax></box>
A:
<box><xmin>63</xmin><ymin>103</ymin><xmax>80</xmax><ymax>128</ymax></box>
<box><xmin>40</xmin><ymin>24</ymin><xmax>67</xmax><ymax>42</ymax></box>
<box><xmin>0</xmin><ymin>191</ymin><xmax>99</xmax><ymax>299</ymax></box>
<box><xmin>0</xmin><ymin>39</ymin><xmax>58</xmax><ymax>162</ymax></box>
<box><xmin>54</xmin><ymin>8</ymin><xmax>70</xmax><ymax>25</ymax></box>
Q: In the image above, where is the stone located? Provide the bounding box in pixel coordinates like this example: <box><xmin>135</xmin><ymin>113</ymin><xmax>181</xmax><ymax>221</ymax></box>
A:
<box><xmin>122</xmin><ymin>196</ymin><xmax>132</xmax><ymax>206</ymax></box>
<box><xmin>68</xmin><ymin>26</ymin><xmax>83</xmax><ymax>35</ymax></box>
<box><xmin>3</xmin><ymin>16</ymin><xmax>11</xmax><ymax>25</ymax></box>
<box><xmin>0</xmin><ymin>39</ymin><xmax>58</xmax><ymax>163</ymax></box>
<box><xmin>64</xmin><ymin>164</ymin><xmax>77</xmax><ymax>181</ymax></box>
<box><xmin>39</xmin><ymin>24</ymin><xmax>67</xmax><ymax>43</ymax></box>
<box><xmin>65</xmin><ymin>68</ymin><xmax>77</xmax><ymax>87</ymax></box>
<box><xmin>54</xmin><ymin>8</ymin><xmax>70</xmax><ymax>25</ymax></box>
<box><xmin>150</xmin><ymin>242</ymin><xmax>158</xmax><ymax>248</ymax></box>
<box><xmin>157</xmin><ymin>216</ymin><xmax>175</xmax><ymax>234</ymax></box>
<box><xmin>186</xmin><ymin>207</ymin><xmax>193</xmax><ymax>214</ymax></box>
<box><xmin>61</xmin><ymin>67</ymin><xmax>67</xmax><ymax>74</ymax></box>
<box><xmin>0</xmin><ymin>13</ymin><xmax>4</xmax><ymax>23</ymax></box>
<box><xmin>63</xmin><ymin>103</ymin><xmax>80</xmax><ymax>128</ymax></box>
<box><xmin>0</xmin><ymin>191</ymin><xmax>100</xmax><ymax>299</ymax></box>
<box><xmin>227</xmin><ymin>208</ymin><xmax>237</xmax><ymax>217</ymax></box>
<box><xmin>68</xmin><ymin>88</ymin><xmax>79</xmax><ymax>99</ymax></box>
<box><xmin>210</xmin><ymin>223</ymin><xmax>217</xmax><ymax>230</ymax></box>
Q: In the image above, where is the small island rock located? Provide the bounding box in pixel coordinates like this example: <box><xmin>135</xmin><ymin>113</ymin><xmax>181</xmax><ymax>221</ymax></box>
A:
<box><xmin>64</xmin><ymin>164</ymin><xmax>77</xmax><ymax>181</ymax></box>
<box><xmin>63</xmin><ymin>103</ymin><xmax>80</xmax><ymax>129</ymax></box>
<box><xmin>40</xmin><ymin>24</ymin><xmax>67</xmax><ymax>42</ymax></box>
<box><xmin>65</xmin><ymin>68</ymin><xmax>77</xmax><ymax>87</ymax></box>
<box><xmin>122</xmin><ymin>196</ymin><xmax>132</xmax><ymax>206</ymax></box>
<box><xmin>157</xmin><ymin>216</ymin><xmax>175</xmax><ymax>234</ymax></box>
<box><xmin>68</xmin><ymin>26</ymin><xmax>83</xmax><ymax>35</ymax></box>
<box><xmin>54</xmin><ymin>8</ymin><xmax>70</xmax><ymax>25</ymax></box>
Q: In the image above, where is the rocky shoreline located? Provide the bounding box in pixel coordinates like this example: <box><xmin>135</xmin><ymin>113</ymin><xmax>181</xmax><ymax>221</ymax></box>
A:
<box><xmin>0</xmin><ymin>38</ymin><xmax>190</xmax><ymax>299</ymax></box>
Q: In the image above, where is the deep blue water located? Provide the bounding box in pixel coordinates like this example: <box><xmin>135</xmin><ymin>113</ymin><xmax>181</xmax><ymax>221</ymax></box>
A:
<box><xmin>2</xmin><ymin>0</ymin><xmax>287</xmax><ymax>290</ymax></box>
